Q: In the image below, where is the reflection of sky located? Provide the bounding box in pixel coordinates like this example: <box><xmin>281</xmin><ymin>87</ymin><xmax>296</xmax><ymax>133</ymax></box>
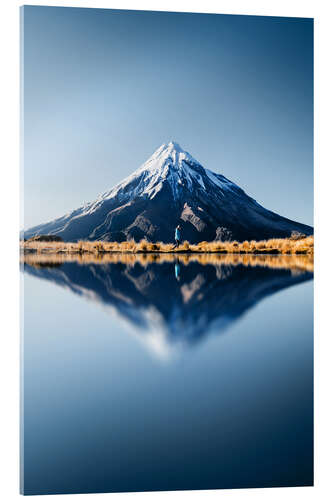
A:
<box><xmin>22</xmin><ymin>7</ymin><xmax>313</xmax><ymax>229</ymax></box>
<box><xmin>22</xmin><ymin>270</ymin><xmax>313</xmax><ymax>494</ymax></box>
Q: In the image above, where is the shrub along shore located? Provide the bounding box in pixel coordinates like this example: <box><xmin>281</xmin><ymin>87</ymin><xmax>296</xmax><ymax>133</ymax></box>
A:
<box><xmin>22</xmin><ymin>235</ymin><xmax>314</xmax><ymax>256</ymax></box>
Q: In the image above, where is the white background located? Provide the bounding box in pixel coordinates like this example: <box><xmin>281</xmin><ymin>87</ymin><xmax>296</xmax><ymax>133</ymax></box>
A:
<box><xmin>0</xmin><ymin>1</ymin><xmax>332</xmax><ymax>499</ymax></box>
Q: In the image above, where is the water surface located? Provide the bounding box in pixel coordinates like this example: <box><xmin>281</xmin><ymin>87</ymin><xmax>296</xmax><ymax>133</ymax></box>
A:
<box><xmin>21</xmin><ymin>254</ymin><xmax>313</xmax><ymax>494</ymax></box>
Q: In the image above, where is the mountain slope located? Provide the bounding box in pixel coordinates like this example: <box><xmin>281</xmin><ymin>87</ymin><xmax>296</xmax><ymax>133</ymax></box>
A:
<box><xmin>24</xmin><ymin>141</ymin><xmax>313</xmax><ymax>242</ymax></box>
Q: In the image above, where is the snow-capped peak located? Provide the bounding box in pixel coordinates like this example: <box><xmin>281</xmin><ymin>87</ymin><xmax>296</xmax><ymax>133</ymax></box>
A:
<box><xmin>98</xmin><ymin>142</ymin><xmax>199</xmax><ymax>201</ymax></box>
<box><xmin>97</xmin><ymin>141</ymin><xmax>238</xmax><ymax>204</ymax></box>
<box><xmin>24</xmin><ymin>140</ymin><xmax>313</xmax><ymax>243</ymax></box>
<box><xmin>144</xmin><ymin>141</ymin><xmax>200</xmax><ymax>170</ymax></box>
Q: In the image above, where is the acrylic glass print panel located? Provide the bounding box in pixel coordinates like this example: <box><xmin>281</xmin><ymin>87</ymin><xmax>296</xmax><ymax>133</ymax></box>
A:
<box><xmin>21</xmin><ymin>5</ymin><xmax>314</xmax><ymax>495</ymax></box>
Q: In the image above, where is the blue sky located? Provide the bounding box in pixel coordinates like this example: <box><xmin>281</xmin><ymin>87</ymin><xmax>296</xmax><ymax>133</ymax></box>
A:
<box><xmin>22</xmin><ymin>6</ymin><xmax>313</xmax><ymax>228</ymax></box>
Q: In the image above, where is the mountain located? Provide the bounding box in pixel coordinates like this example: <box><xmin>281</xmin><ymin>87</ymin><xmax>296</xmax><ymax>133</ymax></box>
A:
<box><xmin>24</xmin><ymin>141</ymin><xmax>313</xmax><ymax>243</ymax></box>
<box><xmin>23</xmin><ymin>258</ymin><xmax>312</xmax><ymax>359</ymax></box>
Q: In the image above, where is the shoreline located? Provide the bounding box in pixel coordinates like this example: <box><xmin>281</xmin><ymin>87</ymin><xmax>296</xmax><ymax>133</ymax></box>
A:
<box><xmin>21</xmin><ymin>235</ymin><xmax>314</xmax><ymax>256</ymax></box>
<box><xmin>21</xmin><ymin>237</ymin><xmax>314</xmax><ymax>273</ymax></box>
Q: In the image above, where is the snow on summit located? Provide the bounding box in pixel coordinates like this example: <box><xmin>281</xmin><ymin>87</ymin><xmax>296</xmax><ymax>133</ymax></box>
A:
<box><xmin>100</xmin><ymin>141</ymin><xmax>237</xmax><ymax>202</ymax></box>
<box><xmin>24</xmin><ymin>141</ymin><xmax>313</xmax><ymax>243</ymax></box>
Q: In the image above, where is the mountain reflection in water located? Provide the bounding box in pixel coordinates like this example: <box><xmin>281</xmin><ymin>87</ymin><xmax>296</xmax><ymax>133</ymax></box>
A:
<box><xmin>23</xmin><ymin>254</ymin><xmax>313</xmax><ymax>359</ymax></box>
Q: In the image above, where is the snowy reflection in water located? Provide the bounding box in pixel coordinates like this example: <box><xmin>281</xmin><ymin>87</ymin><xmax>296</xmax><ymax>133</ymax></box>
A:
<box><xmin>23</xmin><ymin>254</ymin><xmax>313</xmax><ymax>359</ymax></box>
<box><xmin>21</xmin><ymin>253</ymin><xmax>313</xmax><ymax>494</ymax></box>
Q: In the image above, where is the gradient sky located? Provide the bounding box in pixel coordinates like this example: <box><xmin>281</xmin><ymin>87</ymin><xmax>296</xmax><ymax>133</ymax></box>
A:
<box><xmin>22</xmin><ymin>6</ymin><xmax>313</xmax><ymax>229</ymax></box>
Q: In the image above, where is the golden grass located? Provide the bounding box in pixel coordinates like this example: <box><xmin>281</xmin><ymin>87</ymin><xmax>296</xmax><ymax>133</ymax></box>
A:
<box><xmin>21</xmin><ymin>235</ymin><xmax>314</xmax><ymax>256</ymax></box>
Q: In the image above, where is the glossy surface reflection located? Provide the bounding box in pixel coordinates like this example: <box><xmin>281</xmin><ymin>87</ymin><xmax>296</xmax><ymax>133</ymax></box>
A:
<box><xmin>22</xmin><ymin>255</ymin><xmax>313</xmax><ymax>494</ymax></box>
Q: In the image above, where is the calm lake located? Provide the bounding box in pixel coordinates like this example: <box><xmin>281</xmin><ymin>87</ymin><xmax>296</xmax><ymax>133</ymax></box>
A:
<box><xmin>21</xmin><ymin>254</ymin><xmax>313</xmax><ymax>494</ymax></box>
